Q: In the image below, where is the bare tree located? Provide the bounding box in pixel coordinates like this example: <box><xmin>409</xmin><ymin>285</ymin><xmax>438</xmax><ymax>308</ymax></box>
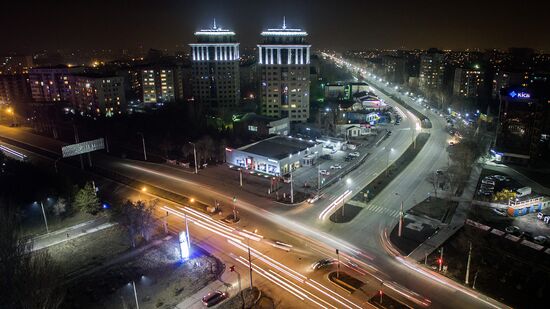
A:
<box><xmin>112</xmin><ymin>200</ymin><xmax>158</xmax><ymax>247</ymax></box>
<box><xmin>426</xmin><ymin>173</ymin><xmax>439</xmax><ymax>198</ymax></box>
<box><xmin>52</xmin><ymin>198</ymin><xmax>67</xmax><ymax>217</ymax></box>
<box><xmin>0</xmin><ymin>208</ymin><xmax>64</xmax><ymax>308</ymax></box>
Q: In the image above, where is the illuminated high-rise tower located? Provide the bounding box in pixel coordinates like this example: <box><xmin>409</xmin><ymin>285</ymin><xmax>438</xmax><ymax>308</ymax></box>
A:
<box><xmin>258</xmin><ymin>18</ymin><xmax>311</xmax><ymax>122</ymax></box>
<box><xmin>190</xmin><ymin>20</ymin><xmax>240</xmax><ymax>111</ymax></box>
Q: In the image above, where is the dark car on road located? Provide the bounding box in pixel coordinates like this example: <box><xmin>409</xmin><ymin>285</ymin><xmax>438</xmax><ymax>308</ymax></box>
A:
<box><xmin>202</xmin><ymin>290</ymin><xmax>228</xmax><ymax>307</ymax></box>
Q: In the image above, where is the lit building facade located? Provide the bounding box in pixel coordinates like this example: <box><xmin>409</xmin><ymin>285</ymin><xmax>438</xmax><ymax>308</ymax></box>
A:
<box><xmin>190</xmin><ymin>22</ymin><xmax>240</xmax><ymax>111</ymax></box>
<box><xmin>453</xmin><ymin>67</ymin><xmax>484</xmax><ymax>98</ymax></box>
<box><xmin>70</xmin><ymin>74</ymin><xmax>127</xmax><ymax>117</ymax></box>
<box><xmin>141</xmin><ymin>68</ymin><xmax>176</xmax><ymax>104</ymax></box>
<box><xmin>0</xmin><ymin>74</ymin><xmax>31</xmax><ymax>106</ymax></box>
<box><xmin>419</xmin><ymin>49</ymin><xmax>445</xmax><ymax>92</ymax></box>
<box><xmin>258</xmin><ymin>19</ymin><xmax>311</xmax><ymax>122</ymax></box>
<box><xmin>28</xmin><ymin>65</ymin><xmax>84</xmax><ymax>102</ymax></box>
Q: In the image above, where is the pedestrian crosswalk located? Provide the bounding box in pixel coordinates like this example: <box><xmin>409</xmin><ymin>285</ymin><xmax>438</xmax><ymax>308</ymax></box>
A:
<box><xmin>363</xmin><ymin>203</ymin><xmax>400</xmax><ymax>218</ymax></box>
<box><xmin>346</xmin><ymin>199</ymin><xmax>401</xmax><ymax>218</ymax></box>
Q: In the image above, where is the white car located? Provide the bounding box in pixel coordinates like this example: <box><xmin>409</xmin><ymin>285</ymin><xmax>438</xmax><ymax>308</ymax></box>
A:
<box><xmin>307</xmin><ymin>194</ymin><xmax>324</xmax><ymax>204</ymax></box>
<box><xmin>349</xmin><ymin>152</ymin><xmax>360</xmax><ymax>157</ymax></box>
<box><xmin>330</xmin><ymin>164</ymin><xmax>342</xmax><ymax>169</ymax></box>
<box><xmin>319</xmin><ymin>169</ymin><xmax>330</xmax><ymax>175</ymax></box>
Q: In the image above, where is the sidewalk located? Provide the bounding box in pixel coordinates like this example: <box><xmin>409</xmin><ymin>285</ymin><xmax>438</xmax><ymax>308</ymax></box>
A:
<box><xmin>176</xmin><ymin>254</ymin><xmax>246</xmax><ymax>309</ymax></box>
<box><xmin>408</xmin><ymin>164</ymin><xmax>482</xmax><ymax>261</ymax></box>
<box><xmin>31</xmin><ymin>216</ymin><xmax>117</xmax><ymax>252</ymax></box>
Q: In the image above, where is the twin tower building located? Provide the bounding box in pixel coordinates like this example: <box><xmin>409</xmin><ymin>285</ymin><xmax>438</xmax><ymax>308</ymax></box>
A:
<box><xmin>190</xmin><ymin>19</ymin><xmax>311</xmax><ymax>122</ymax></box>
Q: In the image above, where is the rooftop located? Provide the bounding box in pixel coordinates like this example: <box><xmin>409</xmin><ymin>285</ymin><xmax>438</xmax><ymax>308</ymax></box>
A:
<box><xmin>195</xmin><ymin>19</ymin><xmax>235</xmax><ymax>36</ymax></box>
<box><xmin>260</xmin><ymin>17</ymin><xmax>308</xmax><ymax>37</ymax></box>
<box><xmin>239</xmin><ymin>136</ymin><xmax>317</xmax><ymax>160</ymax></box>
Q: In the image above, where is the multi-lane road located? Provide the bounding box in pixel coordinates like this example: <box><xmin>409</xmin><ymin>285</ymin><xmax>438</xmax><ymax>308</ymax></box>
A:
<box><xmin>0</xmin><ymin>55</ymin><xmax>508</xmax><ymax>308</ymax></box>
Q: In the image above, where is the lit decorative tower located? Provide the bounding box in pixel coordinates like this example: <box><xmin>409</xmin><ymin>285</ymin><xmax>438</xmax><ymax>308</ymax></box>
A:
<box><xmin>190</xmin><ymin>20</ymin><xmax>240</xmax><ymax>111</ymax></box>
<box><xmin>258</xmin><ymin>17</ymin><xmax>311</xmax><ymax>122</ymax></box>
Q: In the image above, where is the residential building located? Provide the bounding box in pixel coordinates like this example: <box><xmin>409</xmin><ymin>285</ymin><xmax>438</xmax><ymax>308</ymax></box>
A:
<box><xmin>70</xmin><ymin>73</ymin><xmax>126</xmax><ymax>116</ymax></box>
<box><xmin>141</xmin><ymin>67</ymin><xmax>178</xmax><ymax>104</ymax></box>
<box><xmin>190</xmin><ymin>21</ymin><xmax>240</xmax><ymax>111</ymax></box>
<box><xmin>0</xmin><ymin>74</ymin><xmax>31</xmax><ymax>106</ymax></box>
<box><xmin>28</xmin><ymin>65</ymin><xmax>84</xmax><ymax>102</ymax></box>
<box><xmin>453</xmin><ymin>66</ymin><xmax>484</xmax><ymax>98</ymax></box>
<box><xmin>419</xmin><ymin>49</ymin><xmax>445</xmax><ymax>92</ymax></box>
<box><xmin>258</xmin><ymin>18</ymin><xmax>311</xmax><ymax>122</ymax></box>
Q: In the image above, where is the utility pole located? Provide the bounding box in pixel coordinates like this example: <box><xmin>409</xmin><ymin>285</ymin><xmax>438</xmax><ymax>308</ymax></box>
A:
<box><xmin>439</xmin><ymin>247</ymin><xmax>444</xmax><ymax>272</ymax></box>
<box><xmin>317</xmin><ymin>162</ymin><xmax>321</xmax><ymax>193</ymax></box>
<box><xmin>465</xmin><ymin>241</ymin><xmax>472</xmax><ymax>285</ymax></box>
<box><xmin>138</xmin><ymin>132</ymin><xmax>147</xmax><ymax>161</ymax></box>
<box><xmin>239</xmin><ymin>168</ymin><xmax>243</xmax><ymax>187</ymax></box>
<box><xmin>473</xmin><ymin>270</ymin><xmax>479</xmax><ymax>289</ymax></box>
<box><xmin>73</xmin><ymin>123</ymin><xmax>84</xmax><ymax>170</ymax></box>
<box><xmin>336</xmin><ymin>249</ymin><xmax>340</xmax><ymax>279</ymax></box>
<box><xmin>132</xmin><ymin>281</ymin><xmax>140</xmax><ymax>309</ymax></box>
<box><xmin>398</xmin><ymin>200</ymin><xmax>404</xmax><ymax>237</ymax></box>
<box><xmin>290</xmin><ymin>170</ymin><xmax>294</xmax><ymax>204</ymax></box>
<box><xmin>39</xmin><ymin>201</ymin><xmax>49</xmax><ymax>234</ymax></box>
<box><xmin>232</xmin><ymin>196</ymin><xmax>238</xmax><ymax>221</ymax></box>
<box><xmin>189</xmin><ymin>142</ymin><xmax>198</xmax><ymax>174</ymax></box>
<box><xmin>247</xmin><ymin>239</ymin><xmax>253</xmax><ymax>288</ymax></box>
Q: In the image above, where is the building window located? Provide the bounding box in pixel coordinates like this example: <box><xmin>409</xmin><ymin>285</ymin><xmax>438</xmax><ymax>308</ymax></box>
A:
<box><xmin>248</xmin><ymin>125</ymin><xmax>258</xmax><ymax>132</ymax></box>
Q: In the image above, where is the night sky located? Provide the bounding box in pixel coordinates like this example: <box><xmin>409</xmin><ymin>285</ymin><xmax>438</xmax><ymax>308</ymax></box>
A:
<box><xmin>3</xmin><ymin>0</ymin><xmax>550</xmax><ymax>53</ymax></box>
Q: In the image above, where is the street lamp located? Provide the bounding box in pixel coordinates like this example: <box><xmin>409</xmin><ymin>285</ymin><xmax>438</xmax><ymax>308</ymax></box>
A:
<box><xmin>188</xmin><ymin>142</ymin><xmax>198</xmax><ymax>174</ymax></box>
<box><xmin>137</xmin><ymin>132</ymin><xmax>147</xmax><ymax>161</ymax></box>
<box><xmin>395</xmin><ymin>192</ymin><xmax>404</xmax><ymax>237</ymax></box>
<box><xmin>342</xmin><ymin>178</ymin><xmax>352</xmax><ymax>218</ymax></box>
<box><xmin>34</xmin><ymin>200</ymin><xmax>49</xmax><ymax>234</ymax></box>
<box><xmin>386</xmin><ymin>147</ymin><xmax>395</xmax><ymax>176</ymax></box>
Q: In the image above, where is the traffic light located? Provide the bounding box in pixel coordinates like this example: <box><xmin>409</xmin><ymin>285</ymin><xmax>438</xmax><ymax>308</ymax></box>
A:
<box><xmin>229</xmin><ymin>265</ymin><xmax>236</xmax><ymax>272</ymax></box>
<box><xmin>438</xmin><ymin>258</ymin><xmax>443</xmax><ymax>265</ymax></box>
<box><xmin>232</xmin><ymin>196</ymin><xmax>237</xmax><ymax>203</ymax></box>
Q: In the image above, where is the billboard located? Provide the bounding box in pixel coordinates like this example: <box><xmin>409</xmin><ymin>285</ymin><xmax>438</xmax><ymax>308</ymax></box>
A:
<box><xmin>179</xmin><ymin>231</ymin><xmax>190</xmax><ymax>260</ymax></box>
<box><xmin>62</xmin><ymin>138</ymin><xmax>105</xmax><ymax>158</ymax></box>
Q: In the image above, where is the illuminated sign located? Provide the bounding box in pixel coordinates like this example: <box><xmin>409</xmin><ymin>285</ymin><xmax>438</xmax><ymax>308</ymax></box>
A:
<box><xmin>179</xmin><ymin>231</ymin><xmax>190</xmax><ymax>260</ymax></box>
<box><xmin>509</xmin><ymin>91</ymin><xmax>531</xmax><ymax>99</ymax></box>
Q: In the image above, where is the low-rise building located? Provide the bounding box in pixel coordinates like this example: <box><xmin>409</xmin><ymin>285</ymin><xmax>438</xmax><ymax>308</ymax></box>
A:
<box><xmin>225</xmin><ymin>135</ymin><xmax>322</xmax><ymax>176</ymax></box>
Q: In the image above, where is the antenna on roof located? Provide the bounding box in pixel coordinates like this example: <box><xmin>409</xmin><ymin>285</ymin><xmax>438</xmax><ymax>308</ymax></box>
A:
<box><xmin>282</xmin><ymin>16</ymin><xmax>286</xmax><ymax>29</ymax></box>
<box><xmin>213</xmin><ymin>18</ymin><xmax>217</xmax><ymax>29</ymax></box>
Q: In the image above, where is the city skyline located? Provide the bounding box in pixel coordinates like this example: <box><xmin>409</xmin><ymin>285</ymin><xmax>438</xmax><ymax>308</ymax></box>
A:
<box><xmin>2</xmin><ymin>0</ymin><xmax>550</xmax><ymax>54</ymax></box>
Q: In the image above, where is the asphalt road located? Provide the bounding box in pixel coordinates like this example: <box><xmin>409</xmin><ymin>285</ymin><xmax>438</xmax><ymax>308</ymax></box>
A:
<box><xmin>0</xmin><ymin>63</ymin><xmax>507</xmax><ymax>308</ymax></box>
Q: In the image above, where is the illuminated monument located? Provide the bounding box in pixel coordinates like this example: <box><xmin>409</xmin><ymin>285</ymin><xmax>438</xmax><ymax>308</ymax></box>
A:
<box><xmin>258</xmin><ymin>17</ymin><xmax>311</xmax><ymax>122</ymax></box>
<box><xmin>190</xmin><ymin>20</ymin><xmax>240</xmax><ymax>111</ymax></box>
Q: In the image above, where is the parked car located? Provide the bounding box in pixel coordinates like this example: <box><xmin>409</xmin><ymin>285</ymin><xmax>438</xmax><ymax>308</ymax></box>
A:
<box><xmin>492</xmin><ymin>208</ymin><xmax>507</xmax><ymax>216</ymax></box>
<box><xmin>493</xmin><ymin>175</ymin><xmax>508</xmax><ymax>182</ymax></box>
<box><xmin>481</xmin><ymin>179</ymin><xmax>495</xmax><ymax>186</ymax></box>
<box><xmin>349</xmin><ymin>152</ymin><xmax>360</xmax><ymax>157</ymax></box>
<box><xmin>330</xmin><ymin>164</ymin><xmax>342</xmax><ymax>169</ymax></box>
<box><xmin>436</xmin><ymin>170</ymin><xmax>444</xmax><ymax>175</ymax></box>
<box><xmin>505</xmin><ymin>226</ymin><xmax>520</xmax><ymax>235</ymax></box>
<box><xmin>521</xmin><ymin>231</ymin><xmax>534</xmax><ymax>240</ymax></box>
<box><xmin>533</xmin><ymin>236</ymin><xmax>548</xmax><ymax>245</ymax></box>
<box><xmin>202</xmin><ymin>290</ymin><xmax>228</xmax><ymax>307</ymax></box>
<box><xmin>320</xmin><ymin>154</ymin><xmax>332</xmax><ymax>160</ymax></box>
<box><xmin>319</xmin><ymin>169</ymin><xmax>330</xmax><ymax>175</ymax></box>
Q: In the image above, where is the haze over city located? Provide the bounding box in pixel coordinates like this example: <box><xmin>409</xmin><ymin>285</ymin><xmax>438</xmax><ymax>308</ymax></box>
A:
<box><xmin>1</xmin><ymin>1</ymin><xmax>550</xmax><ymax>309</ymax></box>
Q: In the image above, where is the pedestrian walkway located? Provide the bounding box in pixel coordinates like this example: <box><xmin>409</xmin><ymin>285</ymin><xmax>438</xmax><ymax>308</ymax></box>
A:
<box><xmin>31</xmin><ymin>217</ymin><xmax>117</xmax><ymax>252</ymax></box>
<box><xmin>408</xmin><ymin>164</ymin><xmax>482</xmax><ymax>261</ymax></box>
<box><xmin>347</xmin><ymin>200</ymin><xmax>400</xmax><ymax>218</ymax></box>
<box><xmin>176</xmin><ymin>267</ymin><xmax>239</xmax><ymax>309</ymax></box>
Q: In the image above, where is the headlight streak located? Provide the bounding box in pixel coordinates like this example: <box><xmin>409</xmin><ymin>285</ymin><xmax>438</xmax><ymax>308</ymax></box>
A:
<box><xmin>319</xmin><ymin>190</ymin><xmax>352</xmax><ymax>220</ymax></box>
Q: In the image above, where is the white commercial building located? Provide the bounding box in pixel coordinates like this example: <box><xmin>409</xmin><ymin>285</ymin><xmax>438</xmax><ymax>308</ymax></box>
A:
<box><xmin>258</xmin><ymin>18</ymin><xmax>311</xmax><ymax>123</ymax></box>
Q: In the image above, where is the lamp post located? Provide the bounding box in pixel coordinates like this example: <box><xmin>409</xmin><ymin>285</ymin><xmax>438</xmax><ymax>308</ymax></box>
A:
<box><xmin>137</xmin><ymin>132</ymin><xmax>147</xmax><ymax>161</ymax></box>
<box><xmin>131</xmin><ymin>281</ymin><xmax>140</xmax><ymax>309</ymax></box>
<box><xmin>189</xmin><ymin>142</ymin><xmax>198</xmax><ymax>174</ymax></box>
<box><xmin>395</xmin><ymin>192</ymin><xmax>404</xmax><ymax>237</ymax></box>
<box><xmin>40</xmin><ymin>201</ymin><xmax>49</xmax><ymax>233</ymax></box>
<box><xmin>386</xmin><ymin>147</ymin><xmax>394</xmax><ymax>176</ymax></box>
